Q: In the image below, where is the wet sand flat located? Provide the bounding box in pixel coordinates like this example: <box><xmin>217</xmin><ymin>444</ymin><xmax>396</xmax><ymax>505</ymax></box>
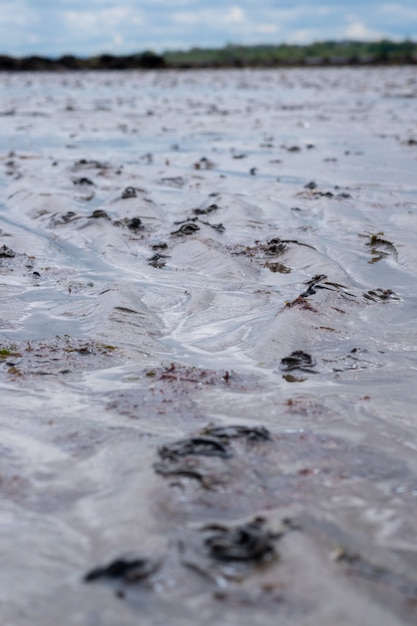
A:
<box><xmin>0</xmin><ymin>67</ymin><xmax>417</xmax><ymax>625</ymax></box>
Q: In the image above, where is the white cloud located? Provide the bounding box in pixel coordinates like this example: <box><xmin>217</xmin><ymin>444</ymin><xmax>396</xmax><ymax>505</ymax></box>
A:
<box><xmin>63</xmin><ymin>7</ymin><xmax>142</xmax><ymax>32</ymax></box>
<box><xmin>0</xmin><ymin>0</ymin><xmax>37</xmax><ymax>27</ymax></box>
<box><xmin>254</xmin><ymin>24</ymin><xmax>279</xmax><ymax>34</ymax></box>
<box><xmin>380</xmin><ymin>3</ymin><xmax>417</xmax><ymax>19</ymax></box>
<box><xmin>27</xmin><ymin>34</ymin><xmax>41</xmax><ymax>44</ymax></box>
<box><xmin>288</xmin><ymin>29</ymin><xmax>319</xmax><ymax>44</ymax></box>
<box><xmin>345</xmin><ymin>19</ymin><xmax>383</xmax><ymax>40</ymax></box>
<box><xmin>223</xmin><ymin>6</ymin><xmax>245</xmax><ymax>24</ymax></box>
<box><xmin>112</xmin><ymin>34</ymin><xmax>124</xmax><ymax>47</ymax></box>
<box><xmin>172</xmin><ymin>6</ymin><xmax>246</xmax><ymax>26</ymax></box>
<box><xmin>171</xmin><ymin>11</ymin><xmax>198</xmax><ymax>25</ymax></box>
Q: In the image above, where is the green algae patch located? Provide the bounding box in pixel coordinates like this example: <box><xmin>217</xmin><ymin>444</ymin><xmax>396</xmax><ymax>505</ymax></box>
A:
<box><xmin>0</xmin><ymin>347</ymin><xmax>21</xmax><ymax>359</ymax></box>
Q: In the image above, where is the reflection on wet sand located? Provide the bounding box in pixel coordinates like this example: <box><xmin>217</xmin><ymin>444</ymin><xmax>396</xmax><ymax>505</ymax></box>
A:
<box><xmin>1</xmin><ymin>67</ymin><xmax>417</xmax><ymax>626</ymax></box>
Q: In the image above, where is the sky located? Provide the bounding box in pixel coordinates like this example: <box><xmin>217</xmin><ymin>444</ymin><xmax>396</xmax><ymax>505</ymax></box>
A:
<box><xmin>1</xmin><ymin>0</ymin><xmax>417</xmax><ymax>58</ymax></box>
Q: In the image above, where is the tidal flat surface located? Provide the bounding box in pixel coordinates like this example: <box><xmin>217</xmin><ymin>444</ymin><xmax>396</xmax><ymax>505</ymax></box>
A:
<box><xmin>1</xmin><ymin>67</ymin><xmax>417</xmax><ymax>625</ymax></box>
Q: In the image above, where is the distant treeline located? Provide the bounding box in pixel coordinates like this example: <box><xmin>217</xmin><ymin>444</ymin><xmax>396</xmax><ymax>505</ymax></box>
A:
<box><xmin>165</xmin><ymin>40</ymin><xmax>417</xmax><ymax>68</ymax></box>
<box><xmin>1</xmin><ymin>40</ymin><xmax>416</xmax><ymax>71</ymax></box>
<box><xmin>0</xmin><ymin>51</ymin><xmax>165</xmax><ymax>71</ymax></box>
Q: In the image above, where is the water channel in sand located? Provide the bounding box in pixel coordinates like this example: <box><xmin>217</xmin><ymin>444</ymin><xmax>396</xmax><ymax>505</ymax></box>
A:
<box><xmin>0</xmin><ymin>67</ymin><xmax>417</xmax><ymax>625</ymax></box>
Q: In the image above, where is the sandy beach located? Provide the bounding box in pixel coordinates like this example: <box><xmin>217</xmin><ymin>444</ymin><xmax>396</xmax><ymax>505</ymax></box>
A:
<box><xmin>1</xmin><ymin>66</ymin><xmax>417</xmax><ymax>625</ymax></box>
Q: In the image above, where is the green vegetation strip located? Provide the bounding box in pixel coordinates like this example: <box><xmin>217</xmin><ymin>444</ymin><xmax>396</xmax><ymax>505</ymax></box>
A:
<box><xmin>1</xmin><ymin>40</ymin><xmax>416</xmax><ymax>71</ymax></box>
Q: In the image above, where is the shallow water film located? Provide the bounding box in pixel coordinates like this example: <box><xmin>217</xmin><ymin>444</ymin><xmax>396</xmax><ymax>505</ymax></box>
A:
<box><xmin>1</xmin><ymin>67</ymin><xmax>417</xmax><ymax>625</ymax></box>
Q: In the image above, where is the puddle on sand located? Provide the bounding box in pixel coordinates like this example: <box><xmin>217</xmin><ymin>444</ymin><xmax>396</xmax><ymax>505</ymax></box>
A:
<box><xmin>1</xmin><ymin>67</ymin><xmax>417</xmax><ymax>626</ymax></box>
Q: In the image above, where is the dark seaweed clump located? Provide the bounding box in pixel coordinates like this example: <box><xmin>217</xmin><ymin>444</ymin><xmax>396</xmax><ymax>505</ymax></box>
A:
<box><xmin>202</xmin><ymin>424</ymin><xmax>272</xmax><ymax>442</ymax></box>
<box><xmin>158</xmin><ymin>437</ymin><xmax>232</xmax><ymax>460</ymax></box>
<box><xmin>203</xmin><ymin>517</ymin><xmax>277</xmax><ymax>562</ymax></box>
<box><xmin>0</xmin><ymin>245</ymin><xmax>16</xmax><ymax>258</ymax></box>
<box><xmin>280</xmin><ymin>351</ymin><xmax>316</xmax><ymax>372</ymax></box>
<box><xmin>84</xmin><ymin>556</ymin><xmax>159</xmax><ymax>583</ymax></box>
